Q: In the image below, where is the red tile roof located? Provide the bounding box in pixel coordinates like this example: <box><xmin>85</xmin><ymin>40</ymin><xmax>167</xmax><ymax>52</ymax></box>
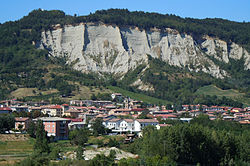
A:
<box><xmin>159</xmin><ymin>124</ymin><xmax>172</xmax><ymax>127</ymax></box>
<box><xmin>65</xmin><ymin>109</ymin><xmax>82</xmax><ymax>113</ymax></box>
<box><xmin>123</xmin><ymin>119</ymin><xmax>134</xmax><ymax>123</ymax></box>
<box><xmin>239</xmin><ymin>121</ymin><xmax>250</xmax><ymax>124</ymax></box>
<box><xmin>154</xmin><ymin>114</ymin><xmax>177</xmax><ymax>118</ymax></box>
<box><xmin>64</xmin><ymin>118</ymin><xmax>83</xmax><ymax>122</ymax></box>
<box><xmin>136</xmin><ymin>119</ymin><xmax>158</xmax><ymax>123</ymax></box>
<box><xmin>50</xmin><ymin>105</ymin><xmax>62</xmax><ymax>109</ymax></box>
<box><xmin>109</xmin><ymin>118</ymin><xmax>121</xmax><ymax>122</ymax></box>
<box><xmin>131</xmin><ymin>108</ymin><xmax>144</xmax><ymax>112</ymax></box>
<box><xmin>0</xmin><ymin>107</ymin><xmax>12</xmax><ymax>111</ymax></box>
<box><xmin>15</xmin><ymin>117</ymin><xmax>29</xmax><ymax>122</ymax></box>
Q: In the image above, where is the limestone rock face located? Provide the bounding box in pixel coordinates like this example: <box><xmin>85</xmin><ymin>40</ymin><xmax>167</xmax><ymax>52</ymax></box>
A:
<box><xmin>39</xmin><ymin>23</ymin><xmax>250</xmax><ymax>78</ymax></box>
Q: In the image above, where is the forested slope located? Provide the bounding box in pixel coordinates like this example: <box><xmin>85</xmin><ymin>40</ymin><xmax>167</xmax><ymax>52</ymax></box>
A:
<box><xmin>0</xmin><ymin>9</ymin><xmax>249</xmax><ymax>106</ymax></box>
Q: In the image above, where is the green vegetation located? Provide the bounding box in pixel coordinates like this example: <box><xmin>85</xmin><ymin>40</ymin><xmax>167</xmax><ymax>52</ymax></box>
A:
<box><xmin>196</xmin><ymin>85</ymin><xmax>250</xmax><ymax>106</ymax></box>
<box><xmin>196</xmin><ymin>85</ymin><xmax>244</xmax><ymax>97</ymax></box>
<box><xmin>114</xmin><ymin>56</ymin><xmax>247</xmax><ymax>107</ymax></box>
<box><xmin>0</xmin><ymin>140</ymin><xmax>33</xmax><ymax>156</ymax></box>
<box><xmin>0</xmin><ymin>115</ymin><xmax>15</xmax><ymax>133</ymax></box>
<box><xmin>121</xmin><ymin>115</ymin><xmax>250</xmax><ymax>165</ymax></box>
<box><xmin>0</xmin><ymin>8</ymin><xmax>249</xmax><ymax>107</ymax></box>
<box><xmin>79</xmin><ymin>9</ymin><xmax>250</xmax><ymax>52</ymax></box>
<box><xmin>108</xmin><ymin>86</ymin><xmax>171</xmax><ymax>105</ymax></box>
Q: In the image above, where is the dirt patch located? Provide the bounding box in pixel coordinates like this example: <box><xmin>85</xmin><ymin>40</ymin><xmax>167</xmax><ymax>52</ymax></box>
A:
<box><xmin>0</xmin><ymin>134</ymin><xmax>29</xmax><ymax>142</ymax></box>
<box><xmin>63</xmin><ymin>147</ymin><xmax>138</xmax><ymax>161</ymax></box>
<box><xmin>84</xmin><ymin>147</ymin><xmax>138</xmax><ymax>160</ymax></box>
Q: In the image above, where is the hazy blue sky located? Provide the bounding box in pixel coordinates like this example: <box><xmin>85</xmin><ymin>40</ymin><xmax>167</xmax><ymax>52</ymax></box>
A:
<box><xmin>1</xmin><ymin>0</ymin><xmax>249</xmax><ymax>23</ymax></box>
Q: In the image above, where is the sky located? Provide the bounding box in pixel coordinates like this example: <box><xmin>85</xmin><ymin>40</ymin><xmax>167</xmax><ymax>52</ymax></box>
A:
<box><xmin>1</xmin><ymin>0</ymin><xmax>250</xmax><ymax>24</ymax></box>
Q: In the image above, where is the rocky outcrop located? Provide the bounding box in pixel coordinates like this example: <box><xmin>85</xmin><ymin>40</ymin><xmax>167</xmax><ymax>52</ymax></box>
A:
<box><xmin>39</xmin><ymin>23</ymin><xmax>250</xmax><ymax>78</ymax></box>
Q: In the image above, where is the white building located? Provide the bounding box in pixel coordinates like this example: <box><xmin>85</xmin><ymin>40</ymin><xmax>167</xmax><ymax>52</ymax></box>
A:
<box><xmin>103</xmin><ymin>118</ymin><xmax>159</xmax><ymax>133</ymax></box>
<box><xmin>105</xmin><ymin>118</ymin><xmax>122</xmax><ymax>130</ymax></box>
<box><xmin>119</xmin><ymin>119</ymin><xmax>134</xmax><ymax>132</ymax></box>
<box><xmin>134</xmin><ymin>119</ymin><xmax>159</xmax><ymax>132</ymax></box>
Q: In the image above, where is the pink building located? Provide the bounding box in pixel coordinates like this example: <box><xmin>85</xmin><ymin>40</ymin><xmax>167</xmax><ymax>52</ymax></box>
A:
<box><xmin>35</xmin><ymin>117</ymin><xmax>71</xmax><ymax>140</ymax></box>
<box><xmin>15</xmin><ymin>117</ymin><xmax>31</xmax><ymax>131</ymax></box>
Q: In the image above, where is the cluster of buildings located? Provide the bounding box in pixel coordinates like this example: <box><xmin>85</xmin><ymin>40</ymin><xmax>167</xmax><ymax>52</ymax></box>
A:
<box><xmin>1</xmin><ymin>94</ymin><xmax>250</xmax><ymax>140</ymax></box>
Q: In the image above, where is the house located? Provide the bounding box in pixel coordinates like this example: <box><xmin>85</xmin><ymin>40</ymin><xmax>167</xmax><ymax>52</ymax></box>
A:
<box><xmin>15</xmin><ymin>117</ymin><xmax>31</xmax><ymax>131</ymax></box>
<box><xmin>63</xmin><ymin>109</ymin><xmax>82</xmax><ymax>118</ymax></box>
<box><xmin>104</xmin><ymin>118</ymin><xmax>122</xmax><ymax>130</ymax></box>
<box><xmin>154</xmin><ymin>114</ymin><xmax>177</xmax><ymax>120</ymax></box>
<box><xmin>28</xmin><ymin>106</ymin><xmax>42</xmax><ymax>112</ymax></box>
<box><xmin>156</xmin><ymin>124</ymin><xmax>172</xmax><ymax>130</ymax></box>
<box><xmin>80</xmin><ymin>112</ymin><xmax>98</xmax><ymax>124</ymax></box>
<box><xmin>119</xmin><ymin>119</ymin><xmax>134</xmax><ymax>133</ymax></box>
<box><xmin>109</xmin><ymin>109</ymin><xmax>131</xmax><ymax>115</ymax></box>
<box><xmin>231</xmin><ymin>108</ymin><xmax>243</xmax><ymax>113</ymax></box>
<box><xmin>0</xmin><ymin>107</ymin><xmax>12</xmax><ymax>114</ymax></box>
<box><xmin>10</xmin><ymin>106</ymin><xmax>28</xmax><ymax>112</ymax></box>
<box><xmin>134</xmin><ymin>119</ymin><xmax>159</xmax><ymax>132</ymax></box>
<box><xmin>92</xmin><ymin>101</ymin><xmax>113</xmax><ymax>107</ymax></box>
<box><xmin>42</xmin><ymin>105</ymin><xmax>63</xmax><ymax>117</ymax></box>
<box><xmin>111</xmin><ymin>93</ymin><xmax>122</xmax><ymax>100</ymax></box>
<box><xmin>34</xmin><ymin>117</ymin><xmax>71</xmax><ymax>140</ymax></box>
<box><xmin>180</xmin><ymin>118</ymin><xmax>193</xmax><ymax>123</ymax></box>
<box><xmin>61</xmin><ymin>104</ymin><xmax>69</xmax><ymax>114</ymax></box>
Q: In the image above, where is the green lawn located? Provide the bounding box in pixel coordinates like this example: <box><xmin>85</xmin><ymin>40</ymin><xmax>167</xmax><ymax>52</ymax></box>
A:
<box><xmin>107</xmin><ymin>86</ymin><xmax>172</xmax><ymax>105</ymax></box>
<box><xmin>196</xmin><ymin>85</ymin><xmax>250</xmax><ymax>106</ymax></box>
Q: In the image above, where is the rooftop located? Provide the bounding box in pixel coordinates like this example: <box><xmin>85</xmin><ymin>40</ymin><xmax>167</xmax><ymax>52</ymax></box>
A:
<box><xmin>15</xmin><ymin>117</ymin><xmax>29</xmax><ymax>122</ymax></box>
<box><xmin>136</xmin><ymin>119</ymin><xmax>159</xmax><ymax>123</ymax></box>
<box><xmin>35</xmin><ymin>117</ymin><xmax>71</xmax><ymax>122</ymax></box>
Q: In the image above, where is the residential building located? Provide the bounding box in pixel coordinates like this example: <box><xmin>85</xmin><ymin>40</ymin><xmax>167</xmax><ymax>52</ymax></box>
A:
<box><xmin>64</xmin><ymin>109</ymin><xmax>82</xmax><ymax>118</ymax></box>
<box><xmin>104</xmin><ymin>118</ymin><xmax>122</xmax><ymax>130</ymax></box>
<box><xmin>0</xmin><ymin>107</ymin><xmax>12</xmax><ymax>114</ymax></box>
<box><xmin>34</xmin><ymin>117</ymin><xmax>71</xmax><ymax>140</ymax></box>
<box><xmin>42</xmin><ymin>105</ymin><xmax>63</xmax><ymax>117</ymax></box>
<box><xmin>119</xmin><ymin>119</ymin><xmax>134</xmax><ymax>133</ymax></box>
<box><xmin>15</xmin><ymin>117</ymin><xmax>31</xmax><ymax>131</ymax></box>
<box><xmin>134</xmin><ymin>119</ymin><xmax>159</xmax><ymax>132</ymax></box>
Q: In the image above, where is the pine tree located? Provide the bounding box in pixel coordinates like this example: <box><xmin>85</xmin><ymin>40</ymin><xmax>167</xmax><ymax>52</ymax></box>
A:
<box><xmin>34</xmin><ymin>120</ymin><xmax>50</xmax><ymax>154</ymax></box>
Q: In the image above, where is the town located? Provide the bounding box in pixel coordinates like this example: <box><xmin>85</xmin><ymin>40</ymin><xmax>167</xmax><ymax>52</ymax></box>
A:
<box><xmin>1</xmin><ymin>93</ymin><xmax>249</xmax><ymax>141</ymax></box>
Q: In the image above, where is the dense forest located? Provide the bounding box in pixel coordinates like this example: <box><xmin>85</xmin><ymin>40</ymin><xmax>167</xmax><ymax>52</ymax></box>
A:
<box><xmin>121</xmin><ymin>115</ymin><xmax>250</xmax><ymax>165</ymax></box>
<box><xmin>0</xmin><ymin>9</ymin><xmax>249</xmax><ymax>106</ymax></box>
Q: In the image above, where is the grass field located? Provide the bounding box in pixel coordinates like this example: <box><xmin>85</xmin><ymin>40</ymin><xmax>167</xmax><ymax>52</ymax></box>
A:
<box><xmin>196</xmin><ymin>85</ymin><xmax>250</xmax><ymax>106</ymax></box>
<box><xmin>62</xmin><ymin>85</ymin><xmax>113</xmax><ymax>102</ymax></box>
<box><xmin>0</xmin><ymin>138</ymin><xmax>34</xmax><ymax>165</ymax></box>
<box><xmin>10</xmin><ymin>88</ymin><xmax>58</xmax><ymax>98</ymax></box>
<box><xmin>107</xmin><ymin>86</ymin><xmax>171</xmax><ymax>105</ymax></box>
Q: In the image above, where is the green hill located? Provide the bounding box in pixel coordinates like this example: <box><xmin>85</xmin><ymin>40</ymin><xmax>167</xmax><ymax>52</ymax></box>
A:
<box><xmin>108</xmin><ymin>86</ymin><xmax>171</xmax><ymax>105</ymax></box>
<box><xmin>0</xmin><ymin>9</ymin><xmax>249</xmax><ymax>107</ymax></box>
<box><xmin>196</xmin><ymin>85</ymin><xmax>250</xmax><ymax>106</ymax></box>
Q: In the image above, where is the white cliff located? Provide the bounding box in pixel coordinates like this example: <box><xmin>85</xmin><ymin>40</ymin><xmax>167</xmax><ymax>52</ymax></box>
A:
<box><xmin>39</xmin><ymin>23</ymin><xmax>250</xmax><ymax>78</ymax></box>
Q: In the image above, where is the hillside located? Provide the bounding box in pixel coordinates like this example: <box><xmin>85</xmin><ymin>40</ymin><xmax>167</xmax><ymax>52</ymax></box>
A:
<box><xmin>0</xmin><ymin>9</ymin><xmax>249</xmax><ymax>106</ymax></box>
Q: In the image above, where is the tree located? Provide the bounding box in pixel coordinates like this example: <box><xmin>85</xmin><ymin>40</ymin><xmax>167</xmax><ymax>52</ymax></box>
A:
<box><xmin>69</xmin><ymin>127</ymin><xmax>89</xmax><ymax>146</ymax></box>
<box><xmin>90</xmin><ymin>150</ymin><xmax>117</xmax><ymax>166</ymax></box>
<box><xmin>92</xmin><ymin>118</ymin><xmax>106</xmax><ymax>136</ymax></box>
<box><xmin>34</xmin><ymin>120</ymin><xmax>50</xmax><ymax>154</ymax></box>
<box><xmin>69</xmin><ymin>127</ymin><xmax>89</xmax><ymax>160</ymax></box>
<box><xmin>0</xmin><ymin>115</ymin><xmax>15</xmax><ymax>133</ymax></box>
<box><xmin>91</xmin><ymin>94</ymin><xmax>97</xmax><ymax>100</ymax></box>
<box><xmin>27</xmin><ymin>121</ymin><xmax>36</xmax><ymax>138</ymax></box>
<box><xmin>76</xmin><ymin>146</ymin><xmax>84</xmax><ymax>160</ymax></box>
